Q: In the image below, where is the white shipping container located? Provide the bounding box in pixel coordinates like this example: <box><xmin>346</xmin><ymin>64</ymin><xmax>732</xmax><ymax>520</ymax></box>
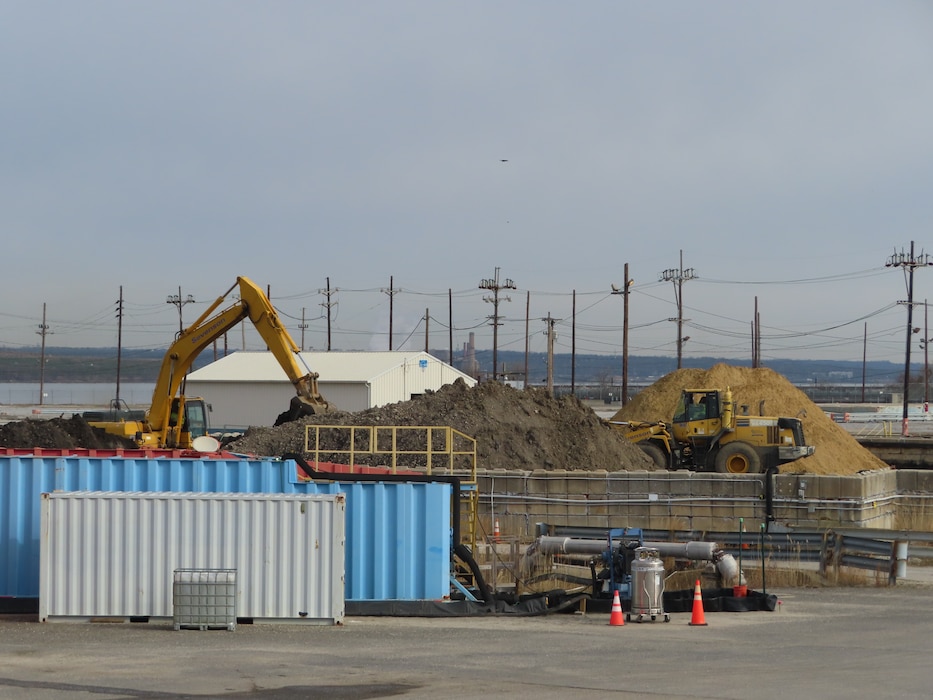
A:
<box><xmin>39</xmin><ymin>491</ymin><xmax>345</xmax><ymax>624</ymax></box>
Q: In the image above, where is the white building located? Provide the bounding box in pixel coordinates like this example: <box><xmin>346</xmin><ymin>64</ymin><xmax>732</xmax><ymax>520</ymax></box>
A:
<box><xmin>185</xmin><ymin>351</ymin><xmax>476</xmax><ymax>429</ymax></box>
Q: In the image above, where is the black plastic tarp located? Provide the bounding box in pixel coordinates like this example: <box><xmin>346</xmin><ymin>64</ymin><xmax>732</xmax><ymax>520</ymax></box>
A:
<box><xmin>346</xmin><ymin>587</ymin><xmax>776</xmax><ymax>617</ymax></box>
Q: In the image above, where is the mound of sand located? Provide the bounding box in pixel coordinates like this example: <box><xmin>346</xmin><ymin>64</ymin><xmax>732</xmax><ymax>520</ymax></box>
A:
<box><xmin>611</xmin><ymin>364</ymin><xmax>890</xmax><ymax>475</ymax></box>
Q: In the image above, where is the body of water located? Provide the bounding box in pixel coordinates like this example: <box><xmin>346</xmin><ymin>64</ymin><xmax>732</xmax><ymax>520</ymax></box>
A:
<box><xmin>0</xmin><ymin>383</ymin><xmax>155</xmax><ymax>407</ymax></box>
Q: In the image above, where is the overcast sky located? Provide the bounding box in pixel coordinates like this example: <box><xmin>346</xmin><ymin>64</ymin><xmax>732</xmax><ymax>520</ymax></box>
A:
<box><xmin>3</xmin><ymin>1</ymin><xmax>933</xmax><ymax>368</ymax></box>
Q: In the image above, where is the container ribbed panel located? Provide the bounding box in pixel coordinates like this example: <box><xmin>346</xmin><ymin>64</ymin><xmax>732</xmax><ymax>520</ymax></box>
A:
<box><xmin>39</xmin><ymin>491</ymin><xmax>345</xmax><ymax>623</ymax></box>
<box><xmin>2</xmin><ymin>456</ymin><xmax>450</xmax><ymax>602</ymax></box>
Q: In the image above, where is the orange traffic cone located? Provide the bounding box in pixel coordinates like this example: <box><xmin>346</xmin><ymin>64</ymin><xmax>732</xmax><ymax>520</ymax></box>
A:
<box><xmin>609</xmin><ymin>590</ymin><xmax>625</xmax><ymax>626</ymax></box>
<box><xmin>688</xmin><ymin>579</ymin><xmax>708</xmax><ymax>626</ymax></box>
<box><xmin>493</xmin><ymin>518</ymin><xmax>501</xmax><ymax>542</ymax></box>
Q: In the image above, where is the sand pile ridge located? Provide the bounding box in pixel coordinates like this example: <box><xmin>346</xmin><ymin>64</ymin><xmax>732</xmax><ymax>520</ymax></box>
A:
<box><xmin>612</xmin><ymin>363</ymin><xmax>889</xmax><ymax>475</ymax></box>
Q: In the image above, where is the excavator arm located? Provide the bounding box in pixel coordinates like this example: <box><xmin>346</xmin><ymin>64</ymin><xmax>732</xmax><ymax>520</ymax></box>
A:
<box><xmin>147</xmin><ymin>276</ymin><xmax>328</xmax><ymax>446</ymax></box>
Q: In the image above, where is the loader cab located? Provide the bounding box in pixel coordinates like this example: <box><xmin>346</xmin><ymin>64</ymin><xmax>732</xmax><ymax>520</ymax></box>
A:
<box><xmin>671</xmin><ymin>390</ymin><xmax>725</xmax><ymax>444</ymax></box>
<box><xmin>673</xmin><ymin>391</ymin><xmax>719</xmax><ymax>423</ymax></box>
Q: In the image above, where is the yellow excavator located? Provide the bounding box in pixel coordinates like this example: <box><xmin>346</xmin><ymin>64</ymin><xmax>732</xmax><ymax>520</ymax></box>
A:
<box><xmin>86</xmin><ymin>276</ymin><xmax>329</xmax><ymax>450</ymax></box>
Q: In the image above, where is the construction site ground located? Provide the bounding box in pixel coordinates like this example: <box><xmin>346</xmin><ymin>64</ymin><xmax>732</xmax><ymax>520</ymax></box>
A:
<box><xmin>2</xmin><ymin>585</ymin><xmax>931</xmax><ymax>699</ymax></box>
<box><xmin>0</xmin><ymin>367</ymin><xmax>915</xmax><ymax>475</ymax></box>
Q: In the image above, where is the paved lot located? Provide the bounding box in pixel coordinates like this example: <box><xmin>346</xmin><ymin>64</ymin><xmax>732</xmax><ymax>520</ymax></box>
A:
<box><xmin>2</xmin><ymin>584</ymin><xmax>932</xmax><ymax>700</ymax></box>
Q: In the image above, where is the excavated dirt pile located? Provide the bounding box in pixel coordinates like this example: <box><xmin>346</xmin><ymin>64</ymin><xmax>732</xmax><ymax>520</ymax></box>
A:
<box><xmin>610</xmin><ymin>364</ymin><xmax>890</xmax><ymax>475</ymax></box>
<box><xmin>229</xmin><ymin>378</ymin><xmax>656</xmax><ymax>472</ymax></box>
<box><xmin>0</xmin><ymin>415</ymin><xmax>138</xmax><ymax>450</ymax></box>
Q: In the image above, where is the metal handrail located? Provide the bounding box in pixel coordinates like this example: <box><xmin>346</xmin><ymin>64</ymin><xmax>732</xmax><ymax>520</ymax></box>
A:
<box><xmin>303</xmin><ymin>424</ymin><xmax>477</xmax><ymax>475</ymax></box>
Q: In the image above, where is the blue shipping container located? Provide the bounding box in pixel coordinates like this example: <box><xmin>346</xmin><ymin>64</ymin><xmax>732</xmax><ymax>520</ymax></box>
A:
<box><xmin>0</xmin><ymin>456</ymin><xmax>451</xmax><ymax>601</ymax></box>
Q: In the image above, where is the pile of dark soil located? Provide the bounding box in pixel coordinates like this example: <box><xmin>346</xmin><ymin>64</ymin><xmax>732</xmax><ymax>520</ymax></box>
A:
<box><xmin>229</xmin><ymin>379</ymin><xmax>656</xmax><ymax>472</ymax></box>
<box><xmin>0</xmin><ymin>415</ymin><xmax>137</xmax><ymax>450</ymax></box>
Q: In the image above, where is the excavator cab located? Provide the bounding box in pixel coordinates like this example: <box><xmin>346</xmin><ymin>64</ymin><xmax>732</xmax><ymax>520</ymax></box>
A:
<box><xmin>182</xmin><ymin>398</ymin><xmax>210</xmax><ymax>440</ymax></box>
<box><xmin>164</xmin><ymin>396</ymin><xmax>210</xmax><ymax>448</ymax></box>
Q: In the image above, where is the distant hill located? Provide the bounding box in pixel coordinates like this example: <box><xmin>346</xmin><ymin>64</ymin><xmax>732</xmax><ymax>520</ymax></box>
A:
<box><xmin>438</xmin><ymin>349</ymin><xmax>906</xmax><ymax>387</ymax></box>
<box><xmin>0</xmin><ymin>347</ymin><xmax>214</xmax><ymax>383</ymax></box>
<box><xmin>0</xmin><ymin>346</ymin><xmax>907</xmax><ymax>391</ymax></box>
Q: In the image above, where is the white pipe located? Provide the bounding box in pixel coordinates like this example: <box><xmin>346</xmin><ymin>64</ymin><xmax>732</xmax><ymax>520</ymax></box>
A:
<box><xmin>534</xmin><ymin>536</ymin><xmax>719</xmax><ymax>561</ymax></box>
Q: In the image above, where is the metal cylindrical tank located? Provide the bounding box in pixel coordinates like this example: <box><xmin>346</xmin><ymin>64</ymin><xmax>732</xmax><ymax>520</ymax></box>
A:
<box><xmin>630</xmin><ymin>547</ymin><xmax>669</xmax><ymax>622</ymax></box>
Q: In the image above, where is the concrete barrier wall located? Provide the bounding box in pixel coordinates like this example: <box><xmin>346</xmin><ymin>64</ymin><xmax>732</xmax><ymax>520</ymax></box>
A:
<box><xmin>894</xmin><ymin>470</ymin><xmax>933</xmax><ymax>529</ymax></box>
<box><xmin>472</xmin><ymin>468</ymin><xmax>920</xmax><ymax>537</ymax></box>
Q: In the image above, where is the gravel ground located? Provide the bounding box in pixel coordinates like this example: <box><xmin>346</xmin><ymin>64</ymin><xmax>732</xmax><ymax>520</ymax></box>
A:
<box><xmin>2</xmin><ymin>585</ymin><xmax>932</xmax><ymax>699</ymax></box>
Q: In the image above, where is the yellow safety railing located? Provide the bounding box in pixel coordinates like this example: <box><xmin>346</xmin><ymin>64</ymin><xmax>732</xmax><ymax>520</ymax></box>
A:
<box><xmin>303</xmin><ymin>425</ymin><xmax>479</xmax><ymax>547</ymax></box>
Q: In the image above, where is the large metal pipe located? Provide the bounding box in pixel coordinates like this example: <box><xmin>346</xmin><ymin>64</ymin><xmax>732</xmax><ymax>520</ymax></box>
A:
<box><xmin>533</xmin><ymin>536</ymin><xmax>719</xmax><ymax>562</ymax></box>
<box><xmin>643</xmin><ymin>541</ymin><xmax>719</xmax><ymax>561</ymax></box>
<box><xmin>532</xmin><ymin>535</ymin><xmax>744</xmax><ymax>586</ymax></box>
<box><xmin>533</xmin><ymin>536</ymin><xmax>609</xmax><ymax>556</ymax></box>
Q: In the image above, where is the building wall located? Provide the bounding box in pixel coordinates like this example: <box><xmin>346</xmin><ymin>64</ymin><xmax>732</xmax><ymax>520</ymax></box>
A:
<box><xmin>369</xmin><ymin>357</ymin><xmax>466</xmax><ymax>408</ymax></box>
<box><xmin>192</xmin><ymin>381</ymin><xmax>288</xmax><ymax>429</ymax></box>
<box><xmin>190</xmin><ymin>354</ymin><xmax>471</xmax><ymax>428</ymax></box>
<box><xmin>189</xmin><ymin>381</ymin><xmax>371</xmax><ymax>429</ymax></box>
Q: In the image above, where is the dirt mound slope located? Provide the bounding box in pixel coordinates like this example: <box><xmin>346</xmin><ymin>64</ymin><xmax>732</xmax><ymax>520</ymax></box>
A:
<box><xmin>0</xmin><ymin>415</ymin><xmax>138</xmax><ymax>450</ymax></box>
<box><xmin>230</xmin><ymin>378</ymin><xmax>656</xmax><ymax>472</ymax></box>
<box><xmin>611</xmin><ymin>364</ymin><xmax>889</xmax><ymax>475</ymax></box>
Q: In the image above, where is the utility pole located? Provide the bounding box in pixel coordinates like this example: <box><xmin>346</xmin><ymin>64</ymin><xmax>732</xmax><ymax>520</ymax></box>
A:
<box><xmin>479</xmin><ymin>267</ymin><xmax>515</xmax><ymax>381</ymax></box>
<box><xmin>861</xmin><ymin>322</ymin><xmax>867</xmax><ymax>403</ymax></box>
<box><xmin>571</xmin><ymin>290</ymin><xmax>576</xmax><ymax>395</ymax></box>
<box><xmin>448</xmin><ymin>289</ymin><xmax>454</xmax><ymax>366</ymax></box>
<box><xmin>299</xmin><ymin>307</ymin><xmax>309</xmax><ymax>352</ymax></box>
<box><xmin>381</xmin><ymin>276</ymin><xmax>401</xmax><ymax>350</ymax></box>
<box><xmin>115</xmin><ymin>287</ymin><xmax>124</xmax><ymax>406</ymax></box>
<box><xmin>887</xmin><ymin>241</ymin><xmax>933</xmax><ymax>437</ymax></box>
<box><xmin>524</xmin><ymin>291</ymin><xmax>530</xmax><ymax>390</ymax></box>
<box><xmin>919</xmin><ymin>300</ymin><xmax>933</xmax><ymax>412</ymax></box>
<box><xmin>424</xmin><ymin>308</ymin><xmax>430</xmax><ymax>352</ymax></box>
<box><xmin>36</xmin><ymin>303</ymin><xmax>51</xmax><ymax>406</ymax></box>
<box><xmin>752</xmin><ymin>296</ymin><xmax>761</xmax><ymax>368</ymax></box>
<box><xmin>319</xmin><ymin>278</ymin><xmax>337</xmax><ymax>351</ymax></box>
<box><xmin>659</xmin><ymin>250</ymin><xmax>696</xmax><ymax>369</ymax></box>
<box><xmin>611</xmin><ymin>263</ymin><xmax>633</xmax><ymax>405</ymax></box>
<box><xmin>166</xmin><ymin>286</ymin><xmax>195</xmax><ymax>335</ymax></box>
<box><xmin>542</xmin><ymin>313</ymin><xmax>558</xmax><ymax>395</ymax></box>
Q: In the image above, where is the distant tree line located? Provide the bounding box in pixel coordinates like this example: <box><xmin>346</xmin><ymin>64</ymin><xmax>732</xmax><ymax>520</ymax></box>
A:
<box><xmin>0</xmin><ymin>346</ymin><xmax>912</xmax><ymax>397</ymax></box>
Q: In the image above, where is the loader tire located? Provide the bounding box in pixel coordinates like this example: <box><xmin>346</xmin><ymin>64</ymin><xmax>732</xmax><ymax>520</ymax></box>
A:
<box><xmin>714</xmin><ymin>442</ymin><xmax>762</xmax><ymax>474</ymax></box>
<box><xmin>639</xmin><ymin>442</ymin><xmax>670</xmax><ymax>470</ymax></box>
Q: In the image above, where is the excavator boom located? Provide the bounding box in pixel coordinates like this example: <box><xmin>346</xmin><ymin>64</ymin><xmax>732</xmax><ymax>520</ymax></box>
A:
<box><xmin>90</xmin><ymin>276</ymin><xmax>329</xmax><ymax>449</ymax></box>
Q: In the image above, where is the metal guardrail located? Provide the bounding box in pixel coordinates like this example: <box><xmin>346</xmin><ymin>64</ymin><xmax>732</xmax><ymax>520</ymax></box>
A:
<box><xmin>543</xmin><ymin>524</ymin><xmax>929</xmax><ymax>585</ymax></box>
